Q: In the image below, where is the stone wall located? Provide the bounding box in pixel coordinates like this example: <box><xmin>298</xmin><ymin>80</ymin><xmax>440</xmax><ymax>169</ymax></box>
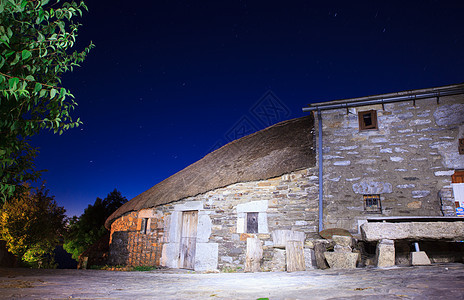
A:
<box><xmin>109</xmin><ymin>211</ymin><xmax>165</xmax><ymax>266</ymax></box>
<box><xmin>315</xmin><ymin>94</ymin><xmax>464</xmax><ymax>233</ymax></box>
<box><xmin>109</xmin><ymin>167</ymin><xmax>319</xmax><ymax>270</ymax></box>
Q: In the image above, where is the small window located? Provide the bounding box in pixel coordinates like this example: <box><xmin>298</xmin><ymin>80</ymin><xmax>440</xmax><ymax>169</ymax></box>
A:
<box><xmin>459</xmin><ymin>139</ymin><xmax>464</xmax><ymax>155</ymax></box>
<box><xmin>358</xmin><ymin>110</ymin><xmax>378</xmax><ymax>130</ymax></box>
<box><xmin>364</xmin><ymin>194</ymin><xmax>381</xmax><ymax>213</ymax></box>
<box><xmin>246</xmin><ymin>212</ymin><xmax>258</xmax><ymax>233</ymax></box>
<box><xmin>140</xmin><ymin>218</ymin><xmax>149</xmax><ymax>234</ymax></box>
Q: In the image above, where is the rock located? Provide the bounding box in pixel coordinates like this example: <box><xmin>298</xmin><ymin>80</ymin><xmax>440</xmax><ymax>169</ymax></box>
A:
<box><xmin>304</xmin><ymin>240</ymin><xmax>315</xmax><ymax>249</ymax></box>
<box><xmin>269</xmin><ymin>249</ymin><xmax>286</xmax><ymax>272</ymax></box>
<box><xmin>334</xmin><ymin>245</ymin><xmax>352</xmax><ymax>253</ymax></box>
<box><xmin>324</xmin><ymin>252</ymin><xmax>358</xmax><ymax>269</ymax></box>
<box><xmin>411</xmin><ymin>251</ymin><xmax>431</xmax><ymax>265</ymax></box>
<box><xmin>272</xmin><ymin>230</ymin><xmax>305</xmax><ymax>248</ymax></box>
<box><xmin>304</xmin><ymin>248</ymin><xmax>316</xmax><ymax>269</ymax></box>
<box><xmin>319</xmin><ymin>228</ymin><xmax>351</xmax><ymax>240</ymax></box>
<box><xmin>332</xmin><ymin>235</ymin><xmax>353</xmax><ymax>247</ymax></box>
<box><xmin>314</xmin><ymin>242</ymin><xmax>330</xmax><ymax>269</ymax></box>
<box><xmin>361</xmin><ymin>221</ymin><xmax>464</xmax><ymax>242</ymax></box>
<box><xmin>352</xmin><ymin>181</ymin><xmax>392</xmax><ymax>194</ymax></box>
<box><xmin>376</xmin><ymin>239</ymin><xmax>395</xmax><ymax>268</ymax></box>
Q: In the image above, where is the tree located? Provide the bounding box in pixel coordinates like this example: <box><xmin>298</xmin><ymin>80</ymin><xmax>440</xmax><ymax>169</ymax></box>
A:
<box><xmin>64</xmin><ymin>189</ymin><xmax>127</xmax><ymax>260</ymax></box>
<box><xmin>0</xmin><ymin>0</ymin><xmax>94</xmax><ymax>203</ymax></box>
<box><xmin>0</xmin><ymin>184</ymin><xmax>66</xmax><ymax>267</ymax></box>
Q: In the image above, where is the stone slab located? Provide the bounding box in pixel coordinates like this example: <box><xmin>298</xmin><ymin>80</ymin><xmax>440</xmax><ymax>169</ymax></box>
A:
<box><xmin>361</xmin><ymin>221</ymin><xmax>464</xmax><ymax>241</ymax></box>
<box><xmin>194</xmin><ymin>243</ymin><xmax>219</xmax><ymax>271</ymax></box>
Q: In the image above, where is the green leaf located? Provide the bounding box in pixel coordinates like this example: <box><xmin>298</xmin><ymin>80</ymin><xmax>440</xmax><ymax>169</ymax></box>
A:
<box><xmin>22</xmin><ymin>50</ymin><xmax>32</xmax><ymax>60</ymax></box>
<box><xmin>25</xmin><ymin>75</ymin><xmax>35</xmax><ymax>81</ymax></box>
<box><xmin>8</xmin><ymin>77</ymin><xmax>19</xmax><ymax>90</ymax></box>
<box><xmin>57</xmin><ymin>21</ymin><xmax>65</xmax><ymax>33</ymax></box>
<box><xmin>10</xmin><ymin>53</ymin><xmax>20</xmax><ymax>65</ymax></box>
<box><xmin>34</xmin><ymin>83</ymin><xmax>42</xmax><ymax>93</ymax></box>
<box><xmin>50</xmin><ymin>88</ymin><xmax>57</xmax><ymax>98</ymax></box>
<box><xmin>36</xmin><ymin>9</ymin><xmax>45</xmax><ymax>24</ymax></box>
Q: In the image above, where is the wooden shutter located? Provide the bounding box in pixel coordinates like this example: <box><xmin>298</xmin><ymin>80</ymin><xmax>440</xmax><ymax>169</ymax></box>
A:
<box><xmin>452</xmin><ymin>171</ymin><xmax>464</xmax><ymax>183</ymax></box>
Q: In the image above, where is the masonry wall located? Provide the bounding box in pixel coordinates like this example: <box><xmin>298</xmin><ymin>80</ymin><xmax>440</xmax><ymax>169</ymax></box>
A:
<box><xmin>109</xmin><ymin>211</ymin><xmax>165</xmax><ymax>266</ymax></box>
<box><xmin>109</xmin><ymin>167</ymin><xmax>319</xmax><ymax>270</ymax></box>
<box><xmin>315</xmin><ymin>94</ymin><xmax>464</xmax><ymax>233</ymax></box>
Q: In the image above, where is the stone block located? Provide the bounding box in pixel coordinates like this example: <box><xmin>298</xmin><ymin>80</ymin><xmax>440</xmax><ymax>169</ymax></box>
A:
<box><xmin>334</xmin><ymin>245</ymin><xmax>352</xmax><ymax>253</ymax></box>
<box><xmin>272</xmin><ymin>230</ymin><xmax>305</xmax><ymax>248</ymax></box>
<box><xmin>352</xmin><ymin>181</ymin><xmax>392</xmax><ymax>194</ymax></box>
<box><xmin>411</xmin><ymin>251</ymin><xmax>431</xmax><ymax>266</ymax></box>
<box><xmin>196</xmin><ymin>214</ymin><xmax>212</xmax><ymax>243</ymax></box>
<box><xmin>161</xmin><ymin>243</ymin><xmax>180</xmax><ymax>268</ymax></box>
<box><xmin>304</xmin><ymin>248</ymin><xmax>316</xmax><ymax>269</ymax></box>
<box><xmin>332</xmin><ymin>235</ymin><xmax>353</xmax><ymax>247</ymax></box>
<box><xmin>268</xmin><ymin>248</ymin><xmax>286</xmax><ymax>272</ymax></box>
<box><xmin>361</xmin><ymin>222</ymin><xmax>464</xmax><ymax>241</ymax></box>
<box><xmin>194</xmin><ymin>243</ymin><xmax>219</xmax><ymax>271</ymax></box>
<box><xmin>376</xmin><ymin>239</ymin><xmax>395</xmax><ymax>268</ymax></box>
<box><xmin>324</xmin><ymin>252</ymin><xmax>358</xmax><ymax>269</ymax></box>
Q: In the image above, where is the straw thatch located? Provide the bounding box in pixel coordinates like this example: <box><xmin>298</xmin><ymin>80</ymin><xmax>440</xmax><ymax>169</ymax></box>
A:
<box><xmin>105</xmin><ymin>115</ymin><xmax>315</xmax><ymax>229</ymax></box>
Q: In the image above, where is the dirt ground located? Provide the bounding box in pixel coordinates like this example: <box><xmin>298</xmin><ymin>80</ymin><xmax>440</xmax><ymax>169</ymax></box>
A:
<box><xmin>1</xmin><ymin>263</ymin><xmax>464</xmax><ymax>299</ymax></box>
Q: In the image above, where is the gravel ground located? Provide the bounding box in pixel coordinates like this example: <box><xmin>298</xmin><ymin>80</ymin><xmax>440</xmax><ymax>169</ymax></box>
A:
<box><xmin>1</xmin><ymin>263</ymin><xmax>464</xmax><ymax>299</ymax></box>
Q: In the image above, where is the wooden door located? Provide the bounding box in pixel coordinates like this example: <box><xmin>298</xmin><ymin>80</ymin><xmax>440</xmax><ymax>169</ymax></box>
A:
<box><xmin>452</xmin><ymin>171</ymin><xmax>464</xmax><ymax>208</ymax></box>
<box><xmin>179</xmin><ymin>211</ymin><xmax>198</xmax><ymax>269</ymax></box>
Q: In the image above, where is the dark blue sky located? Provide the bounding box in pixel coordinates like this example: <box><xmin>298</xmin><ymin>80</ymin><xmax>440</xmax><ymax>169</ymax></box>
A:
<box><xmin>31</xmin><ymin>0</ymin><xmax>464</xmax><ymax>217</ymax></box>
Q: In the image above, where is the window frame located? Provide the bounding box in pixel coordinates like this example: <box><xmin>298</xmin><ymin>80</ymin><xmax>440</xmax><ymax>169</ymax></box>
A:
<box><xmin>358</xmin><ymin>110</ymin><xmax>378</xmax><ymax>131</ymax></box>
<box><xmin>140</xmin><ymin>217</ymin><xmax>149</xmax><ymax>234</ymax></box>
<box><xmin>363</xmin><ymin>194</ymin><xmax>382</xmax><ymax>213</ymax></box>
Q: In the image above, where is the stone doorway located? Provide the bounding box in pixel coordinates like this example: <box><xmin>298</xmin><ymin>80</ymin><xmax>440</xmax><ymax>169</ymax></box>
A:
<box><xmin>179</xmin><ymin>211</ymin><xmax>198</xmax><ymax>269</ymax></box>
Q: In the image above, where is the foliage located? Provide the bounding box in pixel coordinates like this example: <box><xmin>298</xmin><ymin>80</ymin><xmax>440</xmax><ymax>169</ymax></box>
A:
<box><xmin>0</xmin><ymin>0</ymin><xmax>94</xmax><ymax>203</ymax></box>
<box><xmin>63</xmin><ymin>189</ymin><xmax>127</xmax><ymax>260</ymax></box>
<box><xmin>132</xmin><ymin>265</ymin><xmax>158</xmax><ymax>272</ymax></box>
<box><xmin>0</xmin><ymin>184</ymin><xmax>66</xmax><ymax>267</ymax></box>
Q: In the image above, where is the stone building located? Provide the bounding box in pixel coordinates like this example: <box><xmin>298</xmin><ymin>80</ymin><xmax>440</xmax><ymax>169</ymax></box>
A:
<box><xmin>105</xmin><ymin>116</ymin><xmax>318</xmax><ymax>271</ymax></box>
<box><xmin>105</xmin><ymin>83</ymin><xmax>464</xmax><ymax>271</ymax></box>
<box><xmin>303</xmin><ymin>83</ymin><xmax>464</xmax><ymax>234</ymax></box>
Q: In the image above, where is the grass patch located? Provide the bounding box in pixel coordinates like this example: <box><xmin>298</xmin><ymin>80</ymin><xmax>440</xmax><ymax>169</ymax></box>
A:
<box><xmin>132</xmin><ymin>265</ymin><xmax>158</xmax><ymax>272</ymax></box>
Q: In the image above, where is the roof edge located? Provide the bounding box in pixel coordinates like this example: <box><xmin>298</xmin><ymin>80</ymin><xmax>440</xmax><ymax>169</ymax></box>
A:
<box><xmin>304</xmin><ymin>83</ymin><xmax>464</xmax><ymax>111</ymax></box>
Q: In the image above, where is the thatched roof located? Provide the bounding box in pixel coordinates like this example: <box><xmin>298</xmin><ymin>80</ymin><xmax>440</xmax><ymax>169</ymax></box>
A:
<box><xmin>105</xmin><ymin>115</ymin><xmax>315</xmax><ymax>229</ymax></box>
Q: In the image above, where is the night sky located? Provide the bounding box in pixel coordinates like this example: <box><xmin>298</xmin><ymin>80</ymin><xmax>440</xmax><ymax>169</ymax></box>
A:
<box><xmin>30</xmin><ymin>0</ymin><xmax>464</xmax><ymax>217</ymax></box>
